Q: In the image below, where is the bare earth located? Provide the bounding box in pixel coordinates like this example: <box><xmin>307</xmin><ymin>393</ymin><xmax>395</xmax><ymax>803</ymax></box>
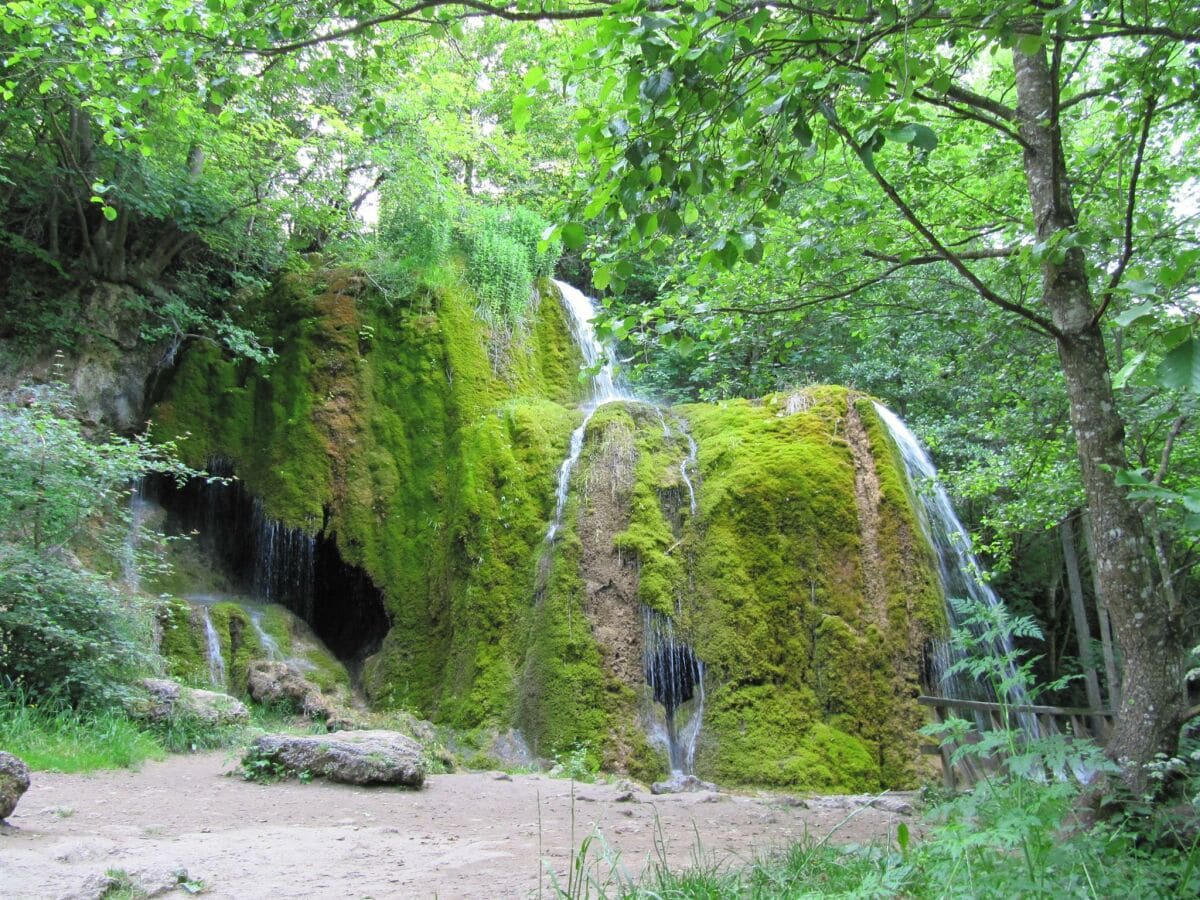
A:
<box><xmin>1</xmin><ymin>752</ymin><xmax>916</xmax><ymax>899</ymax></box>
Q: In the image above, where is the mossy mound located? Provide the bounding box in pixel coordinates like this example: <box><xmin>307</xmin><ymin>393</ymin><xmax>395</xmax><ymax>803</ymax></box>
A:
<box><xmin>677</xmin><ymin>391</ymin><xmax>943</xmax><ymax>790</ymax></box>
<box><xmin>151</xmin><ymin>264</ymin><xmax>944</xmax><ymax>790</ymax></box>
<box><xmin>152</xmin><ymin>265</ymin><xmax>603</xmax><ymax>758</ymax></box>
<box><xmin>157</xmin><ymin>598</ymin><xmax>352</xmax><ymax>706</ymax></box>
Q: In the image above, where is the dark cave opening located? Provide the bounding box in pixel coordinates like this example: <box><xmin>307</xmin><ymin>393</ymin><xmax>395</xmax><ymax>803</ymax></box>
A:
<box><xmin>146</xmin><ymin>461</ymin><xmax>389</xmax><ymax>666</ymax></box>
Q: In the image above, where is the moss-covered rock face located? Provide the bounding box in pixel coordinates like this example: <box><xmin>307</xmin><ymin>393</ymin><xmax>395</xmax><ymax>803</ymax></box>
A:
<box><xmin>677</xmin><ymin>392</ymin><xmax>943</xmax><ymax>790</ymax></box>
<box><xmin>152</xmin><ymin>265</ymin><xmax>594</xmax><ymax>747</ymax></box>
<box><xmin>152</xmin><ymin>265</ymin><xmax>943</xmax><ymax>790</ymax></box>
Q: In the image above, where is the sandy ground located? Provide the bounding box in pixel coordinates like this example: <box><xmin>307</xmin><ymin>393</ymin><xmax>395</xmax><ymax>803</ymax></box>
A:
<box><xmin>1</xmin><ymin>752</ymin><xmax>917</xmax><ymax>899</ymax></box>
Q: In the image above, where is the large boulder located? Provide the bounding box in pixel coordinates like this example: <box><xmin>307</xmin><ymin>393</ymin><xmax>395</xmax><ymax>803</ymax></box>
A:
<box><xmin>0</xmin><ymin>750</ymin><xmax>31</xmax><ymax>820</ymax></box>
<box><xmin>131</xmin><ymin>678</ymin><xmax>249</xmax><ymax>726</ymax></box>
<box><xmin>245</xmin><ymin>731</ymin><xmax>426</xmax><ymax>787</ymax></box>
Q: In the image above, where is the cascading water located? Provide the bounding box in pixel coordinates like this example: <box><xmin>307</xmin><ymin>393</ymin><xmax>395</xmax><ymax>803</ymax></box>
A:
<box><xmin>251</xmin><ymin>499</ymin><xmax>316</xmax><ymax>623</ymax></box>
<box><xmin>543</xmin><ymin>280</ymin><xmax>635</xmax><ymax>544</ymax></box>
<box><xmin>199</xmin><ymin>605</ymin><xmax>227</xmax><ymax>689</ymax></box>
<box><xmin>121</xmin><ymin>477</ymin><xmax>150</xmax><ymax>592</ymax></box>
<box><xmin>547</xmin><ymin>280</ymin><xmax>709</xmax><ymax>771</ymax></box>
<box><xmin>871</xmin><ymin>403</ymin><xmax>1032</xmax><ymax>712</ymax></box>
<box><xmin>147</xmin><ymin>466</ymin><xmax>388</xmax><ymax>667</ymax></box>
<box><xmin>643</xmin><ymin>607</ymin><xmax>705</xmax><ymax>773</ymax></box>
<box><xmin>250</xmin><ymin>610</ymin><xmax>283</xmax><ymax>661</ymax></box>
<box><xmin>678</xmin><ymin>423</ymin><xmax>699</xmax><ymax>516</ymax></box>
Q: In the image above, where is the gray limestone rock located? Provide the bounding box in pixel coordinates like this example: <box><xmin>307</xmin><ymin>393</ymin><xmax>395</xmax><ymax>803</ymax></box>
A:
<box><xmin>245</xmin><ymin>730</ymin><xmax>426</xmax><ymax>787</ymax></box>
<box><xmin>131</xmin><ymin>679</ymin><xmax>249</xmax><ymax>727</ymax></box>
<box><xmin>0</xmin><ymin>750</ymin><xmax>31</xmax><ymax>820</ymax></box>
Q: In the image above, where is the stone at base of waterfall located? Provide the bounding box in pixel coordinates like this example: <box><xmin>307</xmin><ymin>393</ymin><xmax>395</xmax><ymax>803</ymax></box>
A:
<box><xmin>651</xmin><ymin>773</ymin><xmax>717</xmax><ymax>795</ymax></box>
<box><xmin>130</xmin><ymin>679</ymin><xmax>249</xmax><ymax>727</ymax></box>
<box><xmin>247</xmin><ymin>731</ymin><xmax>426</xmax><ymax>787</ymax></box>
<box><xmin>246</xmin><ymin>660</ymin><xmax>335</xmax><ymax>722</ymax></box>
<box><xmin>0</xmin><ymin>751</ymin><xmax>31</xmax><ymax>820</ymax></box>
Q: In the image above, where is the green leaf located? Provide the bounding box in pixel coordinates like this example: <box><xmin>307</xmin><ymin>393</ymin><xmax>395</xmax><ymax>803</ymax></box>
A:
<box><xmin>523</xmin><ymin>66</ymin><xmax>546</xmax><ymax>90</ymax></box>
<box><xmin>1155</xmin><ymin>336</ymin><xmax>1200</xmax><ymax>393</ymax></box>
<box><xmin>1114</xmin><ymin>303</ymin><xmax>1157</xmax><ymax>327</ymax></box>
<box><xmin>1111</xmin><ymin>351</ymin><xmax>1146</xmax><ymax>389</ymax></box>
<box><xmin>640</xmin><ymin>69</ymin><xmax>674</xmax><ymax>102</ymax></box>
<box><xmin>101</xmin><ymin>205</ymin><xmax>118</xmax><ymax>221</ymax></box>
<box><xmin>561</xmin><ymin>223</ymin><xmax>586</xmax><ymax>250</ymax></box>
<box><xmin>886</xmin><ymin>122</ymin><xmax>938</xmax><ymax>151</ymax></box>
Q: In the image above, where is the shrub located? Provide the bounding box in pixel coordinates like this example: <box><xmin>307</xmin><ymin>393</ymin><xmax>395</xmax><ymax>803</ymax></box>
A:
<box><xmin>0</xmin><ymin>382</ymin><xmax>196</xmax><ymax>706</ymax></box>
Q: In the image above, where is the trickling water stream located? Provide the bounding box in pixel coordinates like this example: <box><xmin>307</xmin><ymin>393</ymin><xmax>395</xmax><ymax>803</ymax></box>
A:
<box><xmin>549</xmin><ymin>280</ymin><xmax>708</xmax><ymax>772</ymax></box>
<box><xmin>872</xmin><ymin>403</ymin><xmax>1033</xmax><ymax>714</ymax></box>
<box><xmin>678</xmin><ymin>424</ymin><xmax>699</xmax><ymax>517</ymax></box>
<box><xmin>198</xmin><ymin>606</ymin><xmax>226</xmax><ymax>689</ymax></box>
<box><xmin>250</xmin><ymin>611</ymin><xmax>283</xmax><ymax>661</ymax></box>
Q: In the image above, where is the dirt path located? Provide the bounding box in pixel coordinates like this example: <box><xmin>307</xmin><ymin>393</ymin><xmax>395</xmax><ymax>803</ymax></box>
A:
<box><xmin>1</xmin><ymin>752</ymin><xmax>916</xmax><ymax>898</ymax></box>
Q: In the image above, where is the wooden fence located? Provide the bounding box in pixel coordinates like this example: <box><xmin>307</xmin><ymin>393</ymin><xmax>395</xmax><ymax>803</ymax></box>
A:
<box><xmin>917</xmin><ymin>695</ymin><xmax>1115</xmax><ymax>789</ymax></box>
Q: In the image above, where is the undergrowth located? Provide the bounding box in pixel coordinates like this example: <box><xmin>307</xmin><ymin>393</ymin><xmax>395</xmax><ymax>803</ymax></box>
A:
<box><xmin>544</xmin><ymin>599</ymin><xmax>1200</xmax><ymax>899</ymax></box>
<box><xmin>0</xmin><ymin>690</ymin><xmax>163</xmax><ymax>772</ymax></box>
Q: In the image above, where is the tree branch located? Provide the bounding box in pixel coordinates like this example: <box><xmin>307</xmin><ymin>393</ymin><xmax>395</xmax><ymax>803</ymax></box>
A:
<box><xmin>1093</xmin><ymin>93</ymin><xmax>1157</xmax><ymax>326</ymax></box>
<box><xmin>821</xmin><ymin>105</ymin><xmax>1063</xmax><ymax>339</ymax></box>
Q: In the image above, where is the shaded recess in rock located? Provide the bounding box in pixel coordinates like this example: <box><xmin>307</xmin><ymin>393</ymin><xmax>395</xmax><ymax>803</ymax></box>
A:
<box><xmin>146</xmin><ymin>468</ymin><xmax>389</xmax><ymax>666</ymax></box>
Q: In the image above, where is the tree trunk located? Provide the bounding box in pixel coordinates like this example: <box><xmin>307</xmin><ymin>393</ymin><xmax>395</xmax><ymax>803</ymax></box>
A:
<box><xmin>1061</xmin><ymin>515</ymin><xmax>1103</xmax><ymax>717</ymax></box>
<box><xmin>1013</xmin><ymin>47</ymin><xmax>1186</xmax><ymax>796</ymax></box>
<box><xmin>1083</xmin><ymin>509</ymin><xmax>1122</xmax><ymax>708</ymax></box>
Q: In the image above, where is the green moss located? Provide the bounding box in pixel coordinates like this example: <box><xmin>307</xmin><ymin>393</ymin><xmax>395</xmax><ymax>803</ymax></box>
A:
<box><xmin>156</xmin><ymin>597</ymin><xmax>206</xmax><ymax>685</ymax></box>
<box><xmin>607</xmin><ymin>403</ymin><xmax>689</xmax><ymax>616</ymax></box>
<box><xmin>206</xmin><ymin>602</ymin><xmax>264</xmax><ymax>695</ymax></box>
<box><xmin>675</xmin><ymin>387</ymin><xmax>940</xmax><ymax>790</ymax></box>
<box><xmin>699</xmin><ymin>682</ymin><xmax>878</xmax><ymax>791</ymax></box>
<box><xmin>154</xmin><ymin>263</ymin><xmax>590</xmax><ymax>738</ymax></box>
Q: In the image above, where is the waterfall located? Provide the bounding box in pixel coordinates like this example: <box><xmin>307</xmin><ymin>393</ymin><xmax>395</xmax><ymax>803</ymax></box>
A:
<box><xmin>547</xmin><ymin>280</ymin><xmax>709</xmax><ymax>771</ymax></box>
<box><xmin>250</xmin><ymin>610</ymin><xmax>283</xmax><ymax>661</ymax></box>
<box><xmin>678</xmin><ymin>423</ymin><xmax>699</xmax><ymax>516</ymax></box>
<box><xmin>543</xmin><ymin>281</ymin><xmax>634</xmax><ymax>544</ymax></box>
<box><xmin>251</xmin><ymin>499</ymin><xmax>316</xmax><ymax>622</ymax></box>
<box><xmin>642</xmin><ymin>607</ymin><xmax>705</xmax><ymax>774</ymax></box>
<box><xmin>121</xmin><ymin>477</ymin><xmax>150</xmax><ymax>592</ymax></box>
<box><xmin>871</xmin><ymin>403</ymin><xmax>1032</xmax><ymax>711</ymax></box>
<box><xmin>199</xmin><ymin>605</ymin><xmax>227</xmax><ymax>689</ymax></box>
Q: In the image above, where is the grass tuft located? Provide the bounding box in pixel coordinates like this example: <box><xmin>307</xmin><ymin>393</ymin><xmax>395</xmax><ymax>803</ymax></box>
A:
<box><xmin>0</xmin><ymin>691</ymin><xmax>163</xmax><ymax>772</ymax></box>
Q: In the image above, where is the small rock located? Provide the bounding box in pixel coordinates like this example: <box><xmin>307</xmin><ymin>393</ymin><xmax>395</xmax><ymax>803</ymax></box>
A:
<box><xmin>0</xmin><ymin>751</ymin><xmax>31</xmax><ymax>821</ymax></box>
<box><xmin>245</xmin><ymin>730</ymin><xmax>426</xmax><ymax>787</ymax></box>
<box><xmin>614</xmin><ymin>791</ymin><xmax>636</xmax><ymax>803</ymax></box>
<box><xmin>493</xmin><ymin>772</ymin><xmax>513</xmax><ymax>782</ymax></box>
<box><xmin>870</xmin><ymin>797</ymin><xmax>915</xmax><ymax>816</ymax></box>
<box><xmin>650</xmin><ymin>773</ymin><xmax>717</xmax><ymax>795</ymax></box>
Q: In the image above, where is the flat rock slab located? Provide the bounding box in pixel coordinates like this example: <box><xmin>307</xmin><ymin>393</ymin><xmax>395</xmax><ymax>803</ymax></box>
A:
<box><xmin>247</xmin><ymin>730</ymin><xmax>426</xmax><ymax>787</ymax></box>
